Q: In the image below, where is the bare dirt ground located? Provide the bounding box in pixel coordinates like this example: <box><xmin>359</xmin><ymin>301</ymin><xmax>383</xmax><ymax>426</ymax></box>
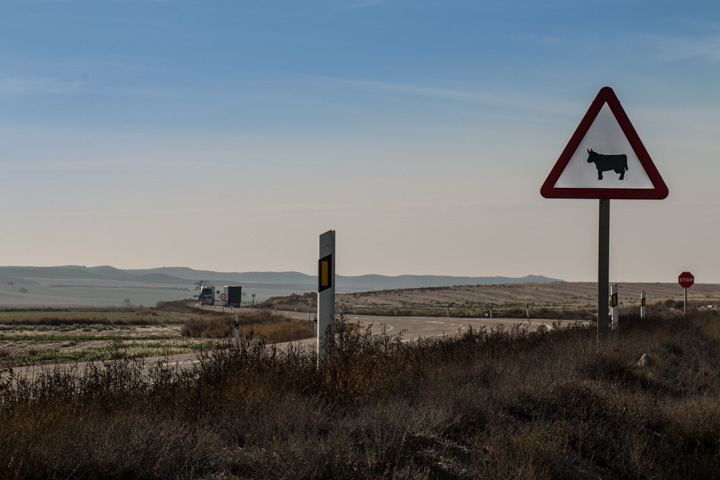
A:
<box><xmin>336</xmin><ymin>282</ymin><xmax>720</xmax><ymax>308</ymax></box>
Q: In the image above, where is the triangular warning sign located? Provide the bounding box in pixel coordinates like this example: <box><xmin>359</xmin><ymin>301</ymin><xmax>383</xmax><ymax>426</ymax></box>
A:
<box><xmin>541</xmin><ymin>87</ymin><xmax>668</xmax><ymax>199</ymax></box>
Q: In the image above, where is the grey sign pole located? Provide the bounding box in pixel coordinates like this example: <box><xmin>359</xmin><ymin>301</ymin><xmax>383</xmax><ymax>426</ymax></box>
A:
<box><xmin>598</xmin><ymin>199</ymin><xmax>610</xmax><ymax>344</ymax></box>
<box><xmin>317</xmin><ymin>230</ymin><xmax>335</xmax><ymax>363</ymax></box>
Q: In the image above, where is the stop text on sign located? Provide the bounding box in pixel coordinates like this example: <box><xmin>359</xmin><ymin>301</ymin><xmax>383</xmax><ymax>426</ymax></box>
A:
<box><xmin>678</xmin><ymin>272</ymin><xmax>694</xmax><ymax>289</ymax></box>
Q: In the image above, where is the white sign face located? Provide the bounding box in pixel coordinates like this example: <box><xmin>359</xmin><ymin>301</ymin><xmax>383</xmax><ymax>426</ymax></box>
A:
<box><xmin>553</xmin><ymin>104</ymin><xmax>654</xmax><ymax>190</ymax></box>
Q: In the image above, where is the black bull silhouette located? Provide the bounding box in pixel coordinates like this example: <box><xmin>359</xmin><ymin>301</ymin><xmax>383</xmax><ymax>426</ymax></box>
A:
<box><xmin>586</xmin><ymin>149</ymin><xmax>628</xmax><ymax>180</ymax></box>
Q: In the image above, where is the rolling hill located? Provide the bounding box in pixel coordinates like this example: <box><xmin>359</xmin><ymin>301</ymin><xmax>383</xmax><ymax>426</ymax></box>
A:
<box><xmin>0</xmin><ymin>265</ymin><xmax>562</xmax><ymax>307</ymax></box>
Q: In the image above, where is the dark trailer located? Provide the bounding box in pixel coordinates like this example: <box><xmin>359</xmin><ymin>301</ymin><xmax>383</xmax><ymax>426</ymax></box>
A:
<box><xmin>223</xmin><ymin>286</ymin><xmax>243</xmax><ymax>307</ymax></box>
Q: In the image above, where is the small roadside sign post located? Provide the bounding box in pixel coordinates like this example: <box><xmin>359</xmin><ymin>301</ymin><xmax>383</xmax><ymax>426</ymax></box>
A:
<box><xmin>640</xmin><ymin>291</ymin><xmax>646</xmax><ymax>319</ymax></box>
<box><xmin>678</xmin><ymin>272</ymin><xmax>694</xmax><ymax>314</ymax></box>
<box><xmin>610</xmin><ymin>284</ymin><xmax>619</xmax><ymax>330</ymax></box>
<box><xmin>317</xmin><ymin>230</ymin><xmax>335</xmax><ymax>364</ymax></box>
<box><xmin>542</xmin><ymin>87</ymin><xmax>668</xmax><ymax>344</ymax></box>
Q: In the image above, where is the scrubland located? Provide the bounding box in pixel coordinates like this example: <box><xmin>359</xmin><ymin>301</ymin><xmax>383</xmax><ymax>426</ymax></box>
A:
<box><xmin>0</xmin><ymin>302</ymin><xmax>313</xmax><ymax>365</ymax></box>
<box><xmin>1</xmin><ymin>304</ymin><xmax>719</xmax><ymax>479</ymax></box>
<box><xmin>267</xmin><ymin>281</ymin><xmax>720</xmax><ymax>319</ymax></box>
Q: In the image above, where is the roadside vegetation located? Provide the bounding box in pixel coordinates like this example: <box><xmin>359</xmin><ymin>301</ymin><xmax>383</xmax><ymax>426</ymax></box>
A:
<box><xmin>0</xmin><ymin>301</ymin><xmax>312</xmax><ymax>366</ymax></box>
<box><xmin>266</xmin><ymin>293</ymin><xmax>709</xmax><ymax>320</ymax></box>
<box><xmin>180</xmin><ymin>309</ymin><xmax>314</xmax><ymax>343</ymax></box>
<box><xmin>1</xmin><ymin>306</ymin><xmax>719</xmax><ymax>479</ymax></box>
<box><xmin>334</xmin><ymin>303</ymin><xmax>599</xmax><ymax>319</ymax></box>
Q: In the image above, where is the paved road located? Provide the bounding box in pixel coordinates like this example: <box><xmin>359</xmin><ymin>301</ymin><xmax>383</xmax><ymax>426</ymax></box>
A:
<box><xmin>200</xmin><ymin>305</ymin><xmax>584</xmax><ymax>338</ymax></box>
<box><xmin>282</xmin><ymin>310</ymin><xmax>584</xmax><ymax>339</ymax></box>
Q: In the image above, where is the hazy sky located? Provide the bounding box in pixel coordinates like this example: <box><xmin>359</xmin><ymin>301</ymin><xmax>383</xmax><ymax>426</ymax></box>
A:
<box><xmin>2</xmin><ymin>0</ymin><xmax>719</xmax><ymax>283</ymax></box>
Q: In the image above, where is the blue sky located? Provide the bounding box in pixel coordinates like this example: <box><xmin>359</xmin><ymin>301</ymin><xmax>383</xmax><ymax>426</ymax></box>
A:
<box><xmin>1</xmin><ymin>0</ymin><xmax>719</xmax><ymax>283</ymax></box>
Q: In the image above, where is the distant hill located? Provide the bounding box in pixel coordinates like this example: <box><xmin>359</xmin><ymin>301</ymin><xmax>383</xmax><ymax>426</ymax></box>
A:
<box><xmin>0</xmin><ymin>266</ymin><xmax>563</xmax><ymax>291</ymax></box>
<box><xmin>0</xmin><ymin>265</ymin><xmax>563</xmax><ymax>307</ymax></box>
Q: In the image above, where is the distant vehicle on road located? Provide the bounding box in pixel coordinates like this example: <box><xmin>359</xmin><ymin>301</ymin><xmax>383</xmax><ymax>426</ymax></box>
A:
<box><xmin>198</xmin><ymin>285</ymin><xmax>215</xmax><ymax>305</ymax></box>
<box><xmin>223</xmin><ymin>285</ymin><xmax>242</xmax><ymax>307</ymax></box>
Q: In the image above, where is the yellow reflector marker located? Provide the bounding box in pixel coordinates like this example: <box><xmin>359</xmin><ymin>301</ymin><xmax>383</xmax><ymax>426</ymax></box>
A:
<box><xmin>321</xmin><ymin>261</ymin><xmax>329</xmax><ymax>286</ymax></box>
<box><xmin>318</xmin><ymin>254</ymin><xmax>332</xmax><ymax>292</ymax></box>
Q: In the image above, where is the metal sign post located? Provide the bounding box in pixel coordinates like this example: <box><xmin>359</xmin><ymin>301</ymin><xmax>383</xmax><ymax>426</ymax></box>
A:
<box><xmin>678</xmin><ymin>272</ymin><xmax>694</xmax><ymax>314</ymax></box>
<box><xmin>542</xmin><ymin>87</ymin><xmax>668</xmax><ymax>345</ymax></box>
<box><xmin>317</xmin><ymin>230</ymin><xmax>335</xmax><ymax>363</ymax></box>
<box><xmin>598</xmin><ymin>199</ymin><xmax>610</xmax><ymax>343</ymax></box>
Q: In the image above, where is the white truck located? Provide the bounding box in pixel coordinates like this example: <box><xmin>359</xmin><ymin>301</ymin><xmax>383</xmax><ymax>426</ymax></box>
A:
<box><xmin>198</xmin><ymin>285</ymin><xmax>215</xmax><ymax>305</ymax></box>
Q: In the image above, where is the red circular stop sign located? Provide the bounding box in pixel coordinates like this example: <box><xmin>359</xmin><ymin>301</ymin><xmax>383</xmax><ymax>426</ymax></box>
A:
<box><xmin>678</xmin><ymin>272</ymin><xmax>694</xmax><ymax>289</ymax></box>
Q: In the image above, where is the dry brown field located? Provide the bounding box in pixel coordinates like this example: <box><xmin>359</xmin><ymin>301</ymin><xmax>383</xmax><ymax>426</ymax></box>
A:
<box><xmin>0</xmin><ymin>302</ymin><xmax>313</xmax><ymax>366</ymax></box>
<box><xmin>336</xmin><ymin>281</ymin><xmax>720</xmax><ymax>309</ymax></box>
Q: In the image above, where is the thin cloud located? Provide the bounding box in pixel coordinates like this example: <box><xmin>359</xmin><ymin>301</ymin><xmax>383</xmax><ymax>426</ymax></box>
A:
<box><xmin>642</xmin><ymin>34</ymin><xmax>720</xmax><ymax>63</ymax></box>
<box><xmin>0</xmin><ymin>77</ymin><xmax>86</xmax><ymax>95</ymax></box>
<box><xmin>305</xmin><ymin>75</ymin><xmax>582</xmax><ymax>115</ymax></box>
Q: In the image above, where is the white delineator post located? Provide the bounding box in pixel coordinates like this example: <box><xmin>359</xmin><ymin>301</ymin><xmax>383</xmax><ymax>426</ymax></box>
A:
<box><xmin>610</xmin><ymin>284</ymin><xmax>619</xmax><ymax>330</ymax></box>
<box><xmin>640</xmin><ymin>291</ymin><xmax>646</xmax><ymax>319</ymax></box>
<box><xmin>317</xmin><ymin>230</ymin><xmax>335</xmax><ymax>363</ymax></box>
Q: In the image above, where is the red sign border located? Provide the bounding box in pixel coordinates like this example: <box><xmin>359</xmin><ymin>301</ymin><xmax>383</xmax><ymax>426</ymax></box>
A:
<box><xmin>541</xmin><ymin>87</ymin><xmax>669</xmax><ymax>200</ymax></box>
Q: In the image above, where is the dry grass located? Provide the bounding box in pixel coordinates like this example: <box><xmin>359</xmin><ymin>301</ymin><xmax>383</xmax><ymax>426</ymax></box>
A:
<box><xmin>334</xmin><ymin>282</ymin><xmax>720</xmax><ymax>310</ymax></box>
<box><xmin>1</xmin><ymin>309</ymin><xmax>719</xmax><ymax>479</ymax></box>
<box><xmin>180</xmin><ymin>309</ymin><xmax>314</xmax><ymax>343</ymax></box>
<box><xmin>0</xmin><ymin>303</ymin><xmax>313</xmax><ymax>366</ymax></box>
